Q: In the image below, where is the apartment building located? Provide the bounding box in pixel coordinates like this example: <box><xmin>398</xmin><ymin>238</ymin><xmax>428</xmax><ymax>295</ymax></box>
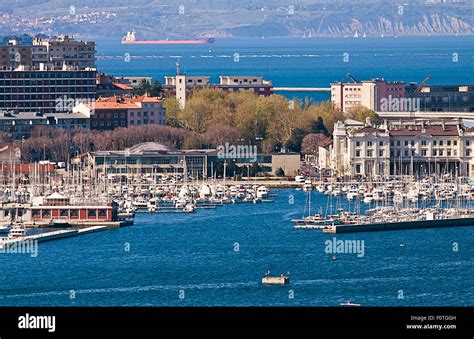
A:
<box><xmin>0</xmin><ymin>67</ymin><xmax>97</xmax><ymax>113</ymax></box>
<box><xmin>0</xmin><ymin>110</ymin><xmax>90</xmax><ymax>138</ymax></box>
<box><xmin>1</xmin><ymin>35</ymin><xmax>96</xmax><ymax>70</ymax></box>
<box><xmin>331</xmin><ymin>79</ymin><xmax>405</xmax><ymax>113</ymax></box>
<box><xmin>331</xmin><ymin>78</ymin><xmax>473</xmax><ymax>114</ymax></box>
<box><xmin>163</xmin><ymin>74</ymin><xmax>273</xmax><ymax>109</ymax></box>
<box><xmin>73</xmin><ymin>95</ymin><xmax>166</xmax><ymax>131</ymax></box>
<box><xmin>406</xmin><ymin>83</ymin><xmax>474</xmax><ymax>112</ymax></box>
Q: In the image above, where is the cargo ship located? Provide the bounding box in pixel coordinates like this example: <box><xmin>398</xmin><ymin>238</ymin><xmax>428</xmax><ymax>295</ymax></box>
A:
<box><xmin>121</xmin><ymin>31</ymin><xmax>215</xmax><ymax>45</ymax></box>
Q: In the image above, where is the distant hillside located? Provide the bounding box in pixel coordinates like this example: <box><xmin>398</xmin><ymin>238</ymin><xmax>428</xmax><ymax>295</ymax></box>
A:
<box><xmin>1</xmin><ymin>0</ymin><xmax>473</xmax><ymax>38</ymax></box>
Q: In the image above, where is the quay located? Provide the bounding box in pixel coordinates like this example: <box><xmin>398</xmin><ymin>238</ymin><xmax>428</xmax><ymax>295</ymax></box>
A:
<box><xmin>323</xmin><ymin>217</ymin><xmax>474</xmax><ymax>233</ymax></box>
<box><xmin>294</xmin><ymin>224</ymin><xmax>328</xmax><ymax>230</ymax></box>
<box><xmin>1</xmin><ymin>221</ymin><xmax>132</xmax><ymax>247</ymax></box>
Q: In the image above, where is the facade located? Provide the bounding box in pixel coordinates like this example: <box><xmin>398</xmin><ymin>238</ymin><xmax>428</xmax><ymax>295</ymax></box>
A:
<box><xmin>74</xmin><ymin>95</ymin><xmax>166</xmax><ymax>130</ymax></box>
<box><xmin>0</xmin><ymin>193</ymin><xmax>118</xmax><ymax>224</ymax></box>
<box><xmin>332</xmin><ymin>78</ymin><xmax>473</xmax><ymax>114</ymax></box>
<box><xmin>89</xmin><ymin>142</ymin><xmax>301</xmax><ymax>180</ymax></box>
<box><xmin>331</xmin><ymin>79</ymin><xmax>405</xmax><ymax>113</ymax></box>
<box><xmin>406</xmin><ymin>83</ymin><xmax>474</xmax><ymax>112</ymax></box>
<box><xmin>89</xmin><ymin>142</ymin><xmax>211</xmax><ymax>179</ymax></box>
<box><xmin>0</xmin><ymin>68</ymin><xmax>97</xmax><ymax>113</ymax></box>
<box><xmin>331</xmin><ymin>119</ymin><xmax>474</xmax><ymax>177</ymax></box>
<box><xmin>1</xmin><ymin>35</ymin><xmax>95</xmax><ymax>70</ymax></box>
<box><xmin>0</xmin><ymin>111</ymin><xmax>90</xmax><ymax>138</ymax></box>
<box><xmin>96</xmin><ymin>73</ymin><xmax>134</xmax><ymax>98</ymax></box>
<box><xmin>0</xmin><ymin>40</ymin><xmax>48</xmax><ymax>70</ymax></box>
<box><xmin>163</xmin><ymin>74</ymin><xmax>273</xmax><ymax>109</ymax></box>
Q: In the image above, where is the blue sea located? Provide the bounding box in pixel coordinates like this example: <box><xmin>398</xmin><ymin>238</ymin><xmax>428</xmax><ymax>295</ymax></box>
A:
<box><xmin>0</xmin><ymin>189</ymin><xmax>473</xmax><ymax>306</ymax></box>
<box><xmin>96</xmin><ymin>36</ymin><xmax>474</xmax><ymax>102</ymax></box>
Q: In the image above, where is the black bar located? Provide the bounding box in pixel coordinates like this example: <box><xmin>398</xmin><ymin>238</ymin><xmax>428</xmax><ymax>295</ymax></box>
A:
<box><xmin>0</xmin><ymin>307</ymin><xmax>471</xmax><ymax>335</ymax></box>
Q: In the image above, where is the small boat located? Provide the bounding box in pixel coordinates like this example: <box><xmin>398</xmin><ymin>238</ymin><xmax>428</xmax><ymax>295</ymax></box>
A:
<box><xmin>256</xmin><ymin>186</ymin><xmax>269</xmax><ymax>198</ymax></box>
<box><xmin>0</xmin><ymin>225</ymin><xmax>11</xmax><ymax>235</ymax></box>
<box><xmin>8</xmin><ymin>222</ymin><xmax>27</xmax><ymax>239</ymax></box>
<box><xmin>340</xmin><ymin>300</ymin><xmax>361</xmax><ymax>307</ymax></box>
<box><xmin>262</xmin><ymin>271</ymin><xmax>290</xmax><ymax>286</ymax></box>
<box><xmin>183</xmin><ymin>204</ymin><xmax>196</xmax><ymax>213</ymax></box>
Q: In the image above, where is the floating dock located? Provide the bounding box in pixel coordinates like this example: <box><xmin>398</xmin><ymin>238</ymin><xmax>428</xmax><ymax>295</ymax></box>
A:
<box><xmin>323</xmin><ymin>216</ymin><xmax>474</xmax><ymax>233</ymax></box>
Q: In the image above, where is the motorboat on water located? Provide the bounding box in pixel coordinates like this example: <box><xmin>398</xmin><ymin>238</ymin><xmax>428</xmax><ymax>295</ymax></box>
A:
<box><xmin>256</xmin><ymin>186</ymin><xmax>269</xmax><ymax>199</ymax></box>
<box><xmin>262</xmin><ymin>271</ymin><xmax>290</xmax><ymax>285</ymax></box>
<box><xmin>183</xmin><ymin>204</ymin><xmax>196</xmax><ymax>213</ymax></box>
<box><xmin>340</xmin><ymin>300</ymin><xmax>361</xmax><ymax>307</ymax></box>
<box><xmin>7</xmin><ymin>221</ymin><xmax>27</xmax><ymax>239</ymax></box>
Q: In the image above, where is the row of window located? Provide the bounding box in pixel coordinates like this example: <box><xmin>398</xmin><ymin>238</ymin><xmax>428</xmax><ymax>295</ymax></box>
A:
<box><xmin>0</xmin><ymin>79</ymin><xmax>94</xmax><ymax>85</ymax></box>
<box><xmin>32</xmin><ymin>209</ymin><xmax>108</xmax><ymax>218</ymax></box>
<box><xmin>91</xmin><ymin>121</ymin><xmax>127</xmax><ymax>127</ymax></box>
<box><xmin>355</xmin><ymin>148</ymin><xmax>470</xmax><ymax>158</ymax></box>
<box><xmin>129</xmin><ymin>120</ymin><xmax>165</xmax><ymax>125</ymax></box>
<box><xmin>129</xmin><ymin>111</ymin><xmax>164</xmax><ymax>117</ymax></box>
<box><xmin>0</xmin><ymin>72</ymin><xmax>95</xmax><ymax>79</ymax></box>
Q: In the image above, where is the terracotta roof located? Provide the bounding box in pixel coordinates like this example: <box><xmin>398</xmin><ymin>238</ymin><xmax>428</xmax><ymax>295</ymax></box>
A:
<box><xmin>390</xmin><ymin>125</ymin><xmax>459</xmax><ymax>137</ymax></box>
<box><xmin>89</xmin><ymin>101</ymin><xmax>138</xmax><ymax>110</ymax></box>
<box><xmin>112</xmin><ymin>82</ymin><xmax>133</xmax><ymax>90</ymax></box>
<box><xmin>130</xmin><ymin>95</ymin><xmax>163</xmax><ymax>103</ymax></box>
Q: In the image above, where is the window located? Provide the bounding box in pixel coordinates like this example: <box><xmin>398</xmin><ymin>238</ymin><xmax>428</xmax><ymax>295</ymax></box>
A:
<box><xmin>356</xmin><ymin>141</ymin><xmax>360</xmax><ymax>147</ymax></box>
<box><xmin>355</xmin><ymin>150</ymin><xmax>360</xmax><ymax>157</ymax></box>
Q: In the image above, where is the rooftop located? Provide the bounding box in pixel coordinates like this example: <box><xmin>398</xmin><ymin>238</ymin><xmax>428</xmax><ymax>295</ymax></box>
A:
<box><xmin>389</xmin><ymin>124</ymin><xmax>460</xmax><ymax>137</ymax></box>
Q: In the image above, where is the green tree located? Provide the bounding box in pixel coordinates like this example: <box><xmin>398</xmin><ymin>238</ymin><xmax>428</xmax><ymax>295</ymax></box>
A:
<box><xmin>347</xmin><ymin>105</ymin><xmax>380</xmax><ymax>126</ymax></box>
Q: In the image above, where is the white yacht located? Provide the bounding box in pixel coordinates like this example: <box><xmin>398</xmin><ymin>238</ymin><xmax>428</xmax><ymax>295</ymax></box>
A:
<box><xmin>8</xmin><ymin>222</ymin><xmax>27</xmax><ymax>239</ymax></box>
<box><xmin>256</xmin><ymin>186</ymin><xmax>269</xmax><ymax>198</ymax></box>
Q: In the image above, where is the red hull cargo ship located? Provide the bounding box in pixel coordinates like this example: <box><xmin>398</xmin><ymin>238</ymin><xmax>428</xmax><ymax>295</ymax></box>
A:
<box><xmin>121</xmin><ymin>31</ymin><xmax>215</xmax><ymax>45</ymax></box>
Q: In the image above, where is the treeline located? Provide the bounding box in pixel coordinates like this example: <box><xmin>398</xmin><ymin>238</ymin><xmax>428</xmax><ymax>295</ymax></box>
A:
<box><xmin>164</xmin><ymin>89</ymin><xmax>377</xmax><ymax>154</ymax></box>
<box><xmin>0</xmin><ymin>125</ymin><xmax>189</xmax><ymax>163</ymax></box>
<box><xmin>0</xmin><ymin>90</ymin><xmax>377</xmax><ymax>163</ymax></box>
<box><xmin>164</xmin><ymin>89</ymin><xmax>345</xmax><ymax>153</ymax></box>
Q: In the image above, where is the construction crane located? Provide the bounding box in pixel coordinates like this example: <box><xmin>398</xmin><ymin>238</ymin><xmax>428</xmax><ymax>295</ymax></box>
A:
<box><xmin>346</xmin><ymin>73</ymin><xmax>359</xmax><ymax>83</ymax></box>
<box><xmin>415</xmin><ymin>75</ymin><xmax>431</xmax><ymax>93</ymax></box>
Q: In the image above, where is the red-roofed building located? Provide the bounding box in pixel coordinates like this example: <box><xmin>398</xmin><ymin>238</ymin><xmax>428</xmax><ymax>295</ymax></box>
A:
<box><xmin>73</xmin><ymin>95</ymin><xmax>166</xmax><ymax>130</ymax></box>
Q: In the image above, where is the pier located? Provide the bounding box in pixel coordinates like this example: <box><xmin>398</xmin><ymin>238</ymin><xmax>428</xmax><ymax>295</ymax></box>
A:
<box><xmin>273</xmin><ymin>87</ymin><xmax>331</xmax><ymax>92</ymax></box>
<box><xmin>323</xmin><ymin>217</ymin><xmax>474</xmax><ymax>233</ymax></box>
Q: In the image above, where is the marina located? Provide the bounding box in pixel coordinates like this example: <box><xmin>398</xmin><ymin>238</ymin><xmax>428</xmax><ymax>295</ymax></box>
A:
<box><xmin>0</xmin><ymin>188</ymin><xmax>471</xmax><ymax>307</ymax></box>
